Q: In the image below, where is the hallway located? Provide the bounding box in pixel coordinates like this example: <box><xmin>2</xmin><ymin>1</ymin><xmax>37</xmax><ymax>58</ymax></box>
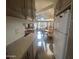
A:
<box><xmin>6</xmin><ymin>0</ymin><xmax>72</xmax><ymax>59</ymax></box>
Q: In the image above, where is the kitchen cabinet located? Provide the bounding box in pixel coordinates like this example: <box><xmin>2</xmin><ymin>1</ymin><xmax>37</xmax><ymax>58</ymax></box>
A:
<box><xmin>54</xmin><ymin>0</ymin><xmax>71</xmax><ymax>16</ymax></box>
<box><xmin>6</xmin><ymin>0</ymin><xmax>35</xmax><ymax>20</ymax></box>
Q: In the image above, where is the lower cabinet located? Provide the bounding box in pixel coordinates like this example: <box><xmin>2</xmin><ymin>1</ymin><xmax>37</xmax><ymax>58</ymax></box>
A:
<box><xmin>22</xmin><ymin>44</ymin><xmax>34</xmax><ymax>59</ymax></box>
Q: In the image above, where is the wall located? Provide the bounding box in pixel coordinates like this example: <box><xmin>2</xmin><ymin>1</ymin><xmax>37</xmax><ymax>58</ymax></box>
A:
<box><xmin>65</xmin><ymin>8</ymin><xmax>73</xmax><ymax>59</ymax></box>
<box><xmin>53</xmin><ymin>10</ymin><xmax>71</xmax><ymax>59</ymax></box>
<box><xmin>6</xmin><ymin>16</ymin><xmax>27</xmax><ymax>46</ymax></box>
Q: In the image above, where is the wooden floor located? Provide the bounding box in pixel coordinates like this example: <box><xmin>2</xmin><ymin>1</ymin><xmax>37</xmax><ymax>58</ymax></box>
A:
<box><xmin>35</xmin><ymin>30</ymin><xmax>56</xmax><ymax>59</ymax></box>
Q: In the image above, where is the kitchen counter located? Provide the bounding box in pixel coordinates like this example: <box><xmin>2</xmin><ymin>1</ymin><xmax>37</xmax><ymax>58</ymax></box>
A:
<box><xmin>6</xmin><ymin>33</ymin><xmax>35</xmax><ymax>59</ymax></box>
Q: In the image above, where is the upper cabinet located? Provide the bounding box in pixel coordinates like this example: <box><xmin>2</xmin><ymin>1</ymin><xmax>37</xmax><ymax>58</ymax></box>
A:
<box><xmin>6</xmin><ymin>0</ymin><xmax>36</xmax><ymax>20</ymax></box>
<box><xmin>54</xmin><ymin>0</ymin><xmax>71</xmax><ymax>16</ymax></box>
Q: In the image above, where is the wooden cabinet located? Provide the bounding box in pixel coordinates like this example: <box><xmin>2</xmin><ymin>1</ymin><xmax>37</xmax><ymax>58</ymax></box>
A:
<box><xmin>63</xmin><ymin>0</ymin><xmax>71</xmax><ymax>7</ymax></box>
<box><xmin>22</xmin><ymin>44</ymin><xmax>34</xmax><ymax>59</ymax></box>
<box><xmin>6</xmin><ymin>0</ymin><xmax>35</xmax><ymax>19</ymax></box>
<box><xmin>6</xmin><ymin>33</ymin><xmax>35</xmax><ymax>59</ymax></box>
<box><xmin>54</xmin><ymin>0</ymin><xmax>71</xmax><ymax>16</ymax></box>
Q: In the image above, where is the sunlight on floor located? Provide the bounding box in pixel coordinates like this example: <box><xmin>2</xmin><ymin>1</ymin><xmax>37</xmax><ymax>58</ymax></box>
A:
<box><xmin>46</xmin><ymin>44</ymin><xmax>54</xmax><ymax>56</ymax></box>
<box><xmin>37</xmin><ymin>31</ymin><xmax>43</xmax><ymax>39</ymax></box>
<box><xmin>38</xmin><ymin>41</ymin><xmax>42</xmax><ymax>46</ymax></box>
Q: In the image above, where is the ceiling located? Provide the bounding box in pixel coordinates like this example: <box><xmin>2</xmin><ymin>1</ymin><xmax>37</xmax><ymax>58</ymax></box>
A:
<box><xmin>35</xmin><ymin>0</ymin><xmax>58</xmax><ymax>19</ymax></box>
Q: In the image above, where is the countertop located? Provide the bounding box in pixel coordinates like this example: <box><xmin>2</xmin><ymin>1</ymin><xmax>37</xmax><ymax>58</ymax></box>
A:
<box><xmin>6</xmin><ymin>33</ymin><xmax>35</xmax><ymax>59</ymax></box>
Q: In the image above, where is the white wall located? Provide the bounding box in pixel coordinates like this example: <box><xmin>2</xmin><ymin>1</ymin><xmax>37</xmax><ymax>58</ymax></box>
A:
<box><xmin>6</xmin><ymin>16</ymin><xmax>27</xmax><ymax>46</ymax></box>
<box><xmin>53</xmin><ymin>10</ymin><xmax>70</xmax><ymax>59</ymax></box>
